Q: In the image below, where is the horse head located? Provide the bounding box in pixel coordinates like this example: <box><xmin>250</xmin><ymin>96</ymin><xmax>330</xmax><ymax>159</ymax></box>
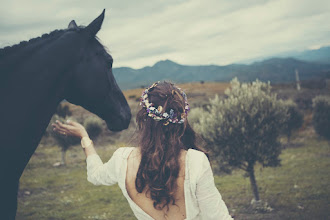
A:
<box><xmin>64</xmin><ymin>10</ymin><xmax>131</xmax><ymax>131</ymax></box>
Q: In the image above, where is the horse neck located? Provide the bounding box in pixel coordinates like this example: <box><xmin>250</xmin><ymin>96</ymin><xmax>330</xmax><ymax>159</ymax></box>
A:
<box><xmin>0</xmin><ymin>35</ymin><xmax>80</xmax><ymax>169</ymax></box>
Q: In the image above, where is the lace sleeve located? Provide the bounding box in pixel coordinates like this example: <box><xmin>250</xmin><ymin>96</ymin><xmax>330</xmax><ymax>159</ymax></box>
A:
<box><xmin>86</xmin><ymin>148</ymin><xmax>123</xmax><ymax>186</ymax></box>
<box><xmin>196</xmin><ymin>153</ymin><xmax>234</xmax><ymax>220</ymax></box>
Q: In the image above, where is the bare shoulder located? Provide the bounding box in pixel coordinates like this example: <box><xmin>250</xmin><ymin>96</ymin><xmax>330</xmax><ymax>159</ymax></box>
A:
<box><xmin>180</xmin><ymin>149</ymin><xmax>188</xmax><ymax>156</ymax></box>
<box><xmin>178</xmin><ymin>149</ymin><xmax>188</xmax><ymax>162</ymax></box>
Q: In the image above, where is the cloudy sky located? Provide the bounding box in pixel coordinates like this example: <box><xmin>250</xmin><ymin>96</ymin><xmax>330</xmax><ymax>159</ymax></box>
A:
<box><xmin>1</xmin><ymin>0</ymin><xmax>330</xmax><ymax>68</ymax></box>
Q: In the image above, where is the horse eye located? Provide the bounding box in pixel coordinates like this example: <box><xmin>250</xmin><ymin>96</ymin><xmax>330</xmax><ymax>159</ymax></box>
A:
<box><xmin>107</xmin><ymin>61</ymin><xmax>112</xmax><ymax>69</ymax></box>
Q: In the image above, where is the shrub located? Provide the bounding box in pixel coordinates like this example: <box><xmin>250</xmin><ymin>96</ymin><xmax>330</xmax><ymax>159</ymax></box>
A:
<box><xmin>294</xmin><ymin>90</ymin><xmax>319</xmax><ymax>111</ymax></box>
<box><xmin>194</xmin><ymin>77</ymin><xmax>288</xmax><ymax>202</ymax></box>
<box><xmin>312</xmin><ymin>96</ymin><xmax>330</xmax><ymax>141</ymax></box>
<box><xmin>281</xmin><ymin>100</ymin><xmax>304</xmax><ymax>143</ymax></box>
<box><xmin>301</xmin><ymin>78</ymin><xmax>326</xmax><ymax>89</ymax></box>
<box><xmin>187</xmin><ymin>107</ymin><xmax>204</xmax><ymax>126</ymax></box>
<box><xmin>83</xmin><ymin>117</ymin><xmax>104</xmax><ymax>140</ymax></box>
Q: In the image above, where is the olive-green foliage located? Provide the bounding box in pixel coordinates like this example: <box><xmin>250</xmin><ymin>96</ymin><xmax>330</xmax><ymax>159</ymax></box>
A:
<box><xmin>195</xmin><ymin>77</ymin><xmax>288</xmax><ymax>168</ymax></box>
<box><xmin>187</xmin><ymin>107</ymin><xmax>204</xmax><ymax>126</ymax></box>
<box><xmin>83</xmin><ymin>117</ymin><xmax>104</xmax><ymax>140</ymax></box>
<box><xmin>312</xmin><ymin>96</ymin><xmax>330</xmax><ymax>141</ymax></box>
<box><xmin>194</xmin><ymin>77</ymin><xmax>288</xmax><ymax>201</ymax></box>
<box><xmin>281</xmin><ymin>100</ymin><xmax>304</xmax><ymax>142</ymax></box>
<box><xmin>189</xmin><ymin>107</ymin><xmax>233</xmax><ymax>174</ymax></box>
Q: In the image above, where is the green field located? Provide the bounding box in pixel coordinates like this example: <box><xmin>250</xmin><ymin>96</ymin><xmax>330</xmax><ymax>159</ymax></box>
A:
<box><xmin>17</xmin><ymin>133</ymin><xmax>330</xmax><ymax>220</ymax></box>
<box><xmin>16</xmin><ymin>82</ymin><xmax>330</xmax><ymax>219</ymax></box>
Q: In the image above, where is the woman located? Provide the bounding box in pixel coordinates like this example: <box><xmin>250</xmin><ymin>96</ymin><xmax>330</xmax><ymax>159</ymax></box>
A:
<box><xmin>52</xmin><ymin>81</ymin><xmax>233</xmax><ymax>220</ymax></box>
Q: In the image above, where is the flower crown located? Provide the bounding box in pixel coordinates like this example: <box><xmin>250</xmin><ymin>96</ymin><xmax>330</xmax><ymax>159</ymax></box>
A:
<box><xmin>140</xmin><ymin>82</ymin><xmax>190</xmax><ymax>125</ymax></box>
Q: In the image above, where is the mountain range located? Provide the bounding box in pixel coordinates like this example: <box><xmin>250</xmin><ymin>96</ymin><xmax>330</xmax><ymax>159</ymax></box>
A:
<box><xmin>113</xmin><ymin>46</ymin><xmax>330</xmax><ymax>90</ymax></box>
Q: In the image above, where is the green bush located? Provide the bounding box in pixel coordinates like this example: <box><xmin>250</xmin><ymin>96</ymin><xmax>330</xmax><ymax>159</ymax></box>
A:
<box><xmin>312</xmin><ymin>96</ymin><xmax>330</xmax><ymax>141</ymax></box>
<box><xmin>194</xmin><ymin>77</ymin><xmax>288</xmax><ymax>202</ymax></box>
<box><xmin>83</xmin><ymin>117</ymin><xmax>104</xmax><ymax>140</ymax></box>
<box><xmin>187</xmin><ymin>107</ymin><xmax>204</xmax><ymax>126</ymax></box>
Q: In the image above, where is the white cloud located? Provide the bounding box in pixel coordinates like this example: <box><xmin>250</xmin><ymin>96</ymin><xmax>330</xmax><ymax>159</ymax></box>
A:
<box><xmin>1</xmin><ymin>0</ymin><xmax>330</xmax><ymax>68</ymax></box>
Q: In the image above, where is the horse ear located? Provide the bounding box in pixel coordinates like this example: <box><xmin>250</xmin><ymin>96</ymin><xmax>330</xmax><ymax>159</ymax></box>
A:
<box><xmin>68</xmin><ymin>20</ymin><xmax>78</xmax><ymax>29</ymax></box>
<box><xmin>84</xmin><ymin>9</ymin><xmax>105</xmax><ymax>37</ymax></box>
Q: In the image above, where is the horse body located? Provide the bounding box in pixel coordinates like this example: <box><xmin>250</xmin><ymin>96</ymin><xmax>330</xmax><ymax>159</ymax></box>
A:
<box><xmin>0</xmin><ymin>10</ymin><xmax>131</xmax><ymax>219</ymax></box>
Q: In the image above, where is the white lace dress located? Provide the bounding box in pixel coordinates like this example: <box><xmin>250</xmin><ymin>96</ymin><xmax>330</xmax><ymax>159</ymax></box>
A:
<box><xmin>86</xmin><ymin>147</ymin><xmax>234</xmax><ymax>220</ymax></box>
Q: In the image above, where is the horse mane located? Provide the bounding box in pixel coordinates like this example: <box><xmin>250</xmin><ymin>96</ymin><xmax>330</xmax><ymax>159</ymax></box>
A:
<box><xmin>0</xmin><ymin>26</ymin><xmax>112</xmax><ymax>63</ymax></box>
<box><xmin>0</xmin><ymin>28</ymin><xmax>78</xmax><ymax>59</ymax></box>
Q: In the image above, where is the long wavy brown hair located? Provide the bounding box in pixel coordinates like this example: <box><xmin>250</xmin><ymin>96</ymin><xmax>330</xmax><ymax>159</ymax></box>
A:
<box><xmin>135</xmin><ymin>81</ymin><xmax>207</xmax><ymax>210</ymax></box>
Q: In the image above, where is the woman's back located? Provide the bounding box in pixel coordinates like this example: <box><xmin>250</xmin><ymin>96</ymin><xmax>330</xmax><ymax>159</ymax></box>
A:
<box><xmin>85</xmin><ymin>81</ymin><xmax>233</xmax><ymax>219</ymax></box>
<box><xmin>86</xmin><ymin>147</ymin><xmax>233</xmax><ymax>219</ymax></box>
<box><xmin>126</xmin><ymin>148</ymin><xmax>187</xmax><ymax>220</ymax></box>
<box><xmin>54</xmin><ymin>81</ymin><xmax>233</xmax><ymax>219</ymax></box>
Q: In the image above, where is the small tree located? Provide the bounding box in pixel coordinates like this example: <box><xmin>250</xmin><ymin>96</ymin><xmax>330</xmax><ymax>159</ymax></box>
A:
<box><xmin>195</xmin><ymin>78</ymin><xmax>288</xmax><ymax>202</ymax></box>
<box><xmin>282</xmin><ymin>100</ymin><xmax>304</xmax><ymax>143</ymax></box>
<box><xmin>50</xmin><ymin>115</ymin><xmax>80</xmax><ymax>165</ymax></box>
<box><xmin>189</xmin><ymin>107</ymin><xmax>233</xmax><ymax>175</ymax></box>
<box><xmin>48</xmin><ymin>103</ymin><xmax>77</xmax><ymax>165</ymax></box>
<box><xmin>312</xmin><ymin>96</ymin><xmax>330</xmax><ymax>142</ymax></box>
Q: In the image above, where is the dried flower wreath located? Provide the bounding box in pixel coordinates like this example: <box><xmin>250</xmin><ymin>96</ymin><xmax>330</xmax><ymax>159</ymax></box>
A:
<box><xmin>140</xmin><ymin>82</ymin><xmax>190</xmax><ymax>125</ymax></box>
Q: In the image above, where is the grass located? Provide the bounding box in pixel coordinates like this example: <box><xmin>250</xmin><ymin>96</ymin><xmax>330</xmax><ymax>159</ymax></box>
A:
<box><xmin>217</xmin><ymin>137</ymin><xmax>330</xmax><ymax>220</ymax></box>
<box><xmin>17</xmin><ymin>135</ymin><xmax>330</xmax><ymax>220</ymax></box>
<box><xmin>17</xmin><ymin>144</ymin><xmax>133</xmax><ymax>220</ymax></box>
<box><xmin>17</xmin><ymin>82</ymin><xmax>330</xmax><ymax>219</ymax></box>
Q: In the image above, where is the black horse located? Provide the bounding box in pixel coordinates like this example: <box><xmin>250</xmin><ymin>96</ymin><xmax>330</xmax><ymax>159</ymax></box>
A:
<box><xmin>0</xmin><ymin>10</ymin><xmax>131</xmax><ymax>219</ymax></box>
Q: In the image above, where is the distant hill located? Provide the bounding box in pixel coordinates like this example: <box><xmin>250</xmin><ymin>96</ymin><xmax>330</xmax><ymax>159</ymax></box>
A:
<box><xmin>292</xmin><ymin>46</ymin><xmax>330</xmax><ymax>64</ymax></box>
<box><xmin>242</xmin><ymin>46</ymin><xmax>330</xmax><ymax>65</ymax></box>
<box><xmin>113</xmin><ymin>58</ymin><xmax>330</xmax><ymax>90</ymax></box>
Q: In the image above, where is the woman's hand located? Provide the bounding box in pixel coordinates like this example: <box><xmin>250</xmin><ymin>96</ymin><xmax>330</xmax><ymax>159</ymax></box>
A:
<box><xmin>52</xmin><ymin>120</ymin><xmax>89</xmax><ymax>139</ymax></box>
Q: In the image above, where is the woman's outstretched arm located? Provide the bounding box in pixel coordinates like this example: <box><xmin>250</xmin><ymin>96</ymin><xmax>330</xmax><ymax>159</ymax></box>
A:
<box><xmin>52</xmin><ymin>120</ymin><xmax>119</xmax><ymax>185</ymax></box>
<box><xmin>52</xmin><ymin>120</ymin><xmax>97</xmax><ymax>157</ymax></box>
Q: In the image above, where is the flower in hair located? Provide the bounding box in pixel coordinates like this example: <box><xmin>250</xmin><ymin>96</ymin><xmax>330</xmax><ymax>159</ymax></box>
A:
<box><xmin>140</xmin><ymin>81</ymin><xmax>190</xmax><ymax>125</ymax></box>
<box><xmin>169</xmin><ymin>109</ymin><xmax>175</xmax><ymax>119</ymax></box>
